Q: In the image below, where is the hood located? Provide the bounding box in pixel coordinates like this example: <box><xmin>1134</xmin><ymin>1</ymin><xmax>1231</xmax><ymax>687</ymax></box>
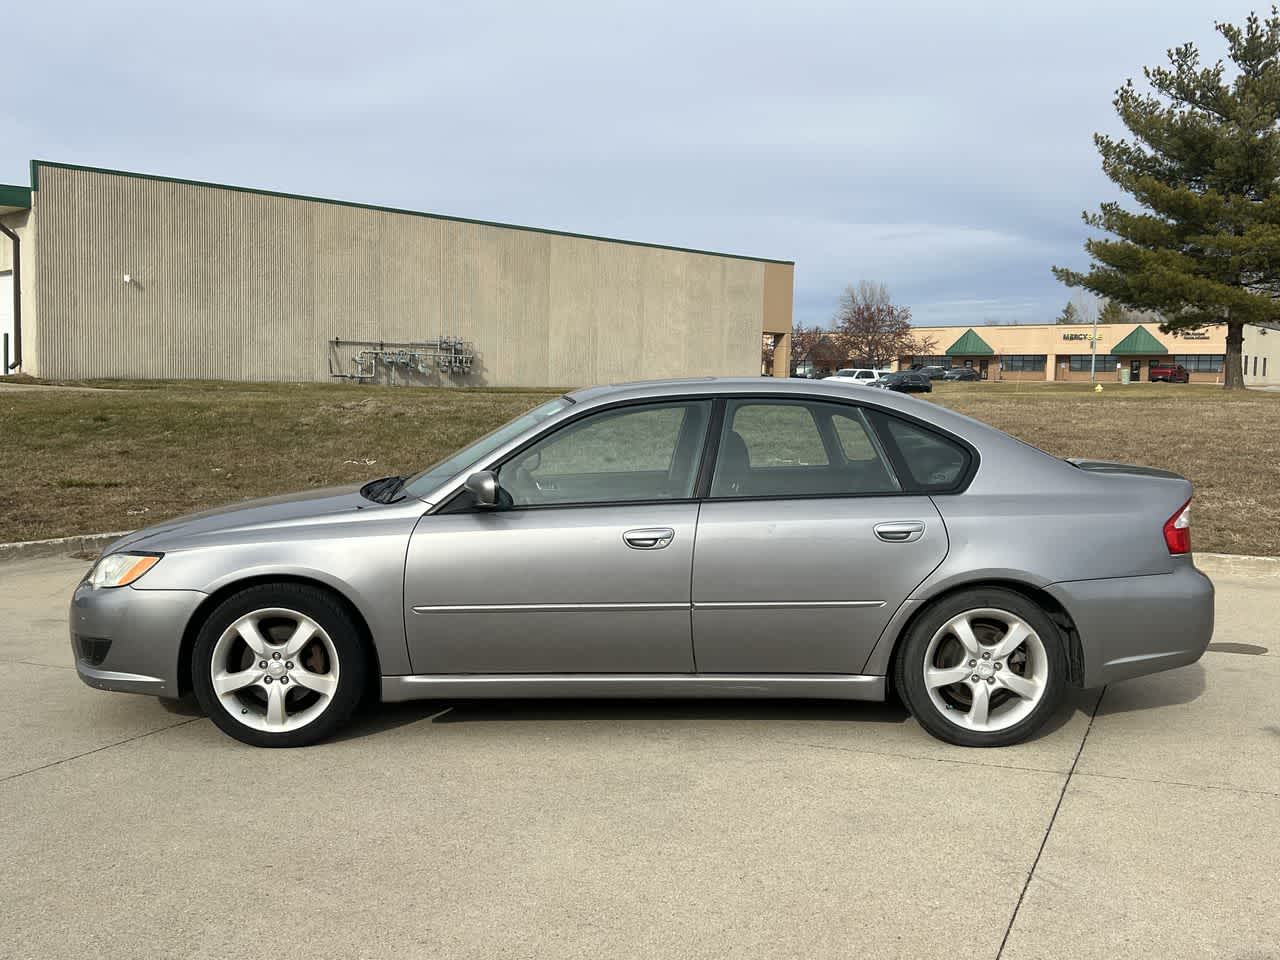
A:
<box><xmin>107</xmin><ymin>484</ymin><xmax>385</xmax><ymax>553</ymax></box>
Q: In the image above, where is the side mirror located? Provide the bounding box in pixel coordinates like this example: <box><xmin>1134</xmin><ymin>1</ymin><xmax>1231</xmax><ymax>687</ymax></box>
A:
<box><xmin>464</xmin><ymin>470</ymin><xmax>500</xmax><ymax>509</ymax></box>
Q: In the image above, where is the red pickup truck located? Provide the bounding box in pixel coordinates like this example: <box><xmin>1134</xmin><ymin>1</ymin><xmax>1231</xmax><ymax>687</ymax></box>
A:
<box><xmin>1149</xmin><ymin>362</ymin><xmax>1190</xmax><ymax>383</ymax></box>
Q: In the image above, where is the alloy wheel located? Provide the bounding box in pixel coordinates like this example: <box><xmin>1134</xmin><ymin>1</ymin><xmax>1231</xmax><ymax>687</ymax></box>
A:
<box><xmin>922</xmin><ymin>607</ymin><xmax>1049</xmax><ymax>732</ymax></box>
<box><xmin>209</xmin><ymin>607</ymin><xmax>340</xmax><ymax>733</ymax></box>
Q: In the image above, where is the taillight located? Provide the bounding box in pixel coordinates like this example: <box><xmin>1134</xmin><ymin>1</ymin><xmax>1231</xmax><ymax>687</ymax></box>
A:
<box><xmin>1163</xmin><ymin>499</ymin><xmax>1192</xmax><ymax>555</ymax></box>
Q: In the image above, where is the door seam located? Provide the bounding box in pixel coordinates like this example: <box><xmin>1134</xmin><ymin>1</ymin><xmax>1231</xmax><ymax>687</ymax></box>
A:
<box><xmin>689</xmin><ymin>500</ymin><xmax>701</xmax><ymax>672</ymax></box>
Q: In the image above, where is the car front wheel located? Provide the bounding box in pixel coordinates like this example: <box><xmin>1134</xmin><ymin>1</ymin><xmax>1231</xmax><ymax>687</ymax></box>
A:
<box><xmin>191</xmin><ymin>583</ymin><xmax>367</xmax><ymax>747</ymax></box>
<box><xmin>894</xmin><ymin>588</ymin><xmax>1066</xmax><ymax>747</ymax></box>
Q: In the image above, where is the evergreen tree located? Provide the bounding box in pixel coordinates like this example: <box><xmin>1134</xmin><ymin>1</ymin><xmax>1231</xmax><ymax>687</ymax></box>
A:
<box><xmin>1055</xmin><ymin>301</ymin><xmax>1081</xmax><ymax>324</ymax></box>
<box><xmin>1098</xmin><ymin>300</ymin><xmax>1129</xmax><ymax>324</ymax></box>
<box><xmin>1053</xmin><ymin>10</ymin><xmax>1280</xmax><ymax>389</ymax></box>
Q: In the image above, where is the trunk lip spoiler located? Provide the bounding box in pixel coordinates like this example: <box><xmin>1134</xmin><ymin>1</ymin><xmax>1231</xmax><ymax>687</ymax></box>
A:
<box><xmin>1065</xmin><ymin>458</ymin><xmax>1186</xmax><ymax>481</ymax></box>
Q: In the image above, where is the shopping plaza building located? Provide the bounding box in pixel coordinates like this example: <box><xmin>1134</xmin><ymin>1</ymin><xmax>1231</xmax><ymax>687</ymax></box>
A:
<box><xmin>901</xmin><ymin>321</ymin><xmax>1280</xmax><ymax>386</ymax></box>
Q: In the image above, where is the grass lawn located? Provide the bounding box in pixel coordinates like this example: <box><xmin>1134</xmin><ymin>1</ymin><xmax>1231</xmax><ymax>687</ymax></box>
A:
<box><xmin>1</xmin><ymin>376</ymin><xmax>1274</xmax><ymax>555</ymax></box>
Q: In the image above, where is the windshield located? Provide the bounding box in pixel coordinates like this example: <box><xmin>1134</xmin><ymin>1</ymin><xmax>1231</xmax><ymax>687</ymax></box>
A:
<box><xmin>402</xmin><ymin>397</ymin><xmax>573</xmax><ymax>498</ymax></box>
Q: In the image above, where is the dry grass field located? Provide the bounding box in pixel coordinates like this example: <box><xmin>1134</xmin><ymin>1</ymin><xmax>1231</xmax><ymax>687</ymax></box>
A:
<box><xmin>927</xmin><ymin>380</ymin><xmax>1275</xmax><ymax>556</ymax></box>
<box><xmin>1</xmin><ymin>376</ymin><xmax>1275</xmax><ymax>555</ymax></box>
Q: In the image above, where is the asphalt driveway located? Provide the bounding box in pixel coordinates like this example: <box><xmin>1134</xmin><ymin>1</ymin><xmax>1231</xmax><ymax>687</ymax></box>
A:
<box><xmin>0</xmin><ymin>554</ymin><xmax>1276</xmax><ymax>960</ymax></box>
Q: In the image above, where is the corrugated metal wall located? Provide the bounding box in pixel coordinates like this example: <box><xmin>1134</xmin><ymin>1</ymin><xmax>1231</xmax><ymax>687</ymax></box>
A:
<box><xmin>31</xmin><ymin>166</ymin><xmax>780</xmax><ymax>386</ymax></box>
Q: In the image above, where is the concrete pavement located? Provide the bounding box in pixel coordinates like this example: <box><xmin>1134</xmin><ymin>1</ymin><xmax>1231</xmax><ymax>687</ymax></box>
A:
<box><xmin>0</xmin><ymin>554</ymin><xmax>1276</xmax><ymax>960</ymax></box>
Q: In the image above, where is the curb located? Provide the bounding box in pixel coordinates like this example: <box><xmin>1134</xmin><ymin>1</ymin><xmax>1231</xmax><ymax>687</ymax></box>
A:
<box><xmin>1195</xmin><ymin>552</ymin><xmax>1280</xmax><ymax>579</ymax></box>
<box><xmin>0</xmin><ymin>531</ymin><xmax>133</xmax><ymax>564</ymax></box>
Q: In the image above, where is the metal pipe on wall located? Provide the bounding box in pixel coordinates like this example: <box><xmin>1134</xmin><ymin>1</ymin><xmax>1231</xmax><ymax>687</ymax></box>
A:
<box><xmin>0</xmin><ymin>220</ymin><xmax>20</xmax><ymax>371</ymax></box>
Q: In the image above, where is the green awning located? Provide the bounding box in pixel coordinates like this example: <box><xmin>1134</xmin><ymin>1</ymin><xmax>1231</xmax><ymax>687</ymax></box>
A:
<box><xmin>1111</xmin><ymin>326</ymin><xmax>1168</xmax><ymax>355</ymax></box>
<box><xmin>945</xmin><ymin>328</ymin><xmax>995</xmax><ymax>357</ymax></box>
<box><xmin>0</xmin><ymin>183</ymin><xmax>31</xmax><ymax>214</ymax></box>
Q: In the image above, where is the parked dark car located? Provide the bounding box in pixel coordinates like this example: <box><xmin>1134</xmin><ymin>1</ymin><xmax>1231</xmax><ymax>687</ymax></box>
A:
<box><xmin>1149</xmin><ymin>362</ymin><xmax>1190</xmax><ymax>383</ymax></box>
<box><xmin>912</xmin><ymin>365</ymin><xmax>949</xmax><ymax>380</ymax></box>
<box><xmin>944</xmin><ymin>367</ymin><xmax>981</xmax><ymax>382</ymax></box>
<box><xmin>875</xmin><ymin>371</ymin><xmax>933</xmax><ymax>393</ymax></box>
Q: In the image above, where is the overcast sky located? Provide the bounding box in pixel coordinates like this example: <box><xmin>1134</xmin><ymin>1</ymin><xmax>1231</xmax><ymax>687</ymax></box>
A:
<box><xmin>3</xmin><ymin>0</ymin><xmax>1232</xmax><ymax>327</ymax></box>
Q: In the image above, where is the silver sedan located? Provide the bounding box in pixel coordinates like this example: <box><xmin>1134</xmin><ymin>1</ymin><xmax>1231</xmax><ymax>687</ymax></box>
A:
<box><xmin>70</xmin><ymin>378</ymin><xmax>1214</xmax><ymax>748</ymax></box>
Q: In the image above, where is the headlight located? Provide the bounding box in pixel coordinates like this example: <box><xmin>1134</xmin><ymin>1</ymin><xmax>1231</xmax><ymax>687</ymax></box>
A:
<box><xmin>87</xmin><ymin>552</ymin><xmax>163</xmax><ymax>588</ymax></box>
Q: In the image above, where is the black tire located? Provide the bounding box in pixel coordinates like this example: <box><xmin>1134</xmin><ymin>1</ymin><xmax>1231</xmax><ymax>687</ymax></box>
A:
<box><xmin>893</xmin><ymin>587</ymin><xmax>1066</xmax><ymax>747</ymax></box>
<box><xmin>191</xmin><ymin>582</ymin><xmax>367</xmax><ymax>747</ymax></box>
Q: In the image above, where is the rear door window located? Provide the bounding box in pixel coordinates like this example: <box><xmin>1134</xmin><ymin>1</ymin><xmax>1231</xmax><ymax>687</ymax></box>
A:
<box><xmin>711</xmin><ymin>400</ymin><xmax>900</xmax><ymax>498</ymax></box>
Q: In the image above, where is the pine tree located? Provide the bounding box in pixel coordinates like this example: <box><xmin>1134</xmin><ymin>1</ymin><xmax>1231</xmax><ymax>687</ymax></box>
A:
<box><xmin>1053</xmin><ymin>11</ymin><xmax>1280</xmax><ymax>389</ymax></box>
<box><xmin>1055</xmin><ymin>301</ymin><xmax>1080</xmax><ymax>324</ymax></box>
<box><xmin>1098</xmin><ymin>300</ymin><xmax>1129</xmax><ymax>324</ymax></box>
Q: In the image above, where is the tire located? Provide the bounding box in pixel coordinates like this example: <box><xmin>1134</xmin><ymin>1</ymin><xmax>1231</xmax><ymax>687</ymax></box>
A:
<box><xmin>894</xmin><ymin>588</ymin><xmax>1066</xmax><ymax>747</ymax></box>
<box><xmin>191</xmin><ymin>582</ymin><xmax>367</xmax><ymax>747</ymax></box>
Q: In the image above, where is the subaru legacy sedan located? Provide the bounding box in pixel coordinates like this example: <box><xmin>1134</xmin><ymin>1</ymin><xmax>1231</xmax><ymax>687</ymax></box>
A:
<box><xmin>71</xmin><ymin>378</ymin><xmax>1213</xmax><ymax>748</ymax></box>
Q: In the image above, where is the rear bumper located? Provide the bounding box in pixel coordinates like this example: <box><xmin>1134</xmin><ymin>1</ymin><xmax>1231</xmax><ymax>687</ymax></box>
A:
<box><xmin>70</xmin><ymin>582</ymin><xmax>206</xmax><ymax>698</ymax></box>
<box><xmin>1048</xmin><ymin>560</ymin><xmax>1214</xmax><ymax>688</ymax></box>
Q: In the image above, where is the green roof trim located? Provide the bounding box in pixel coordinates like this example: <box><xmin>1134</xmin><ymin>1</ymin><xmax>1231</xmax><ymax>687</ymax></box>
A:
<box><xmin>1110</xmin><ymin>325</ymin><xmax>1168</xmax><ymax>355</ymax></box>
<box><xmin>945</xmin><ymin>328</ymin><xmax>995</xmax><ymax>356</ymax></box>
<box><xmin>27</xmin><ymin>160</ymin><xmax>793</xmax><ymax>266</ymax></box>
<box><xmin>0</xmin><ymin>183</ymin><xmax>31</xmax><ymax>209</ymax></box>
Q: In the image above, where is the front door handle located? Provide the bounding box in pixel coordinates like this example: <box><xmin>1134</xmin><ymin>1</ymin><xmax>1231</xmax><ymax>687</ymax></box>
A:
<box><xmin>874</xmin><ymin>521</ymin><xmax>926</xmax><ymax>543</ymax></box>
<box><xmin>623</xmin><ymin>527</ymin><xmax>675</xmax><ymax>550</ymax></box>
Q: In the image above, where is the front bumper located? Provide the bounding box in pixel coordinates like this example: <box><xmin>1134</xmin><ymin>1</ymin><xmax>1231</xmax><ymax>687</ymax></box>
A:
<box><xmin>1048</xmin><ymin>559</ymin><xmax>1214</xmax><ymax>688</ymax></box>
<box><xmin>70</xmin><ymin>581</ymin><xmax>207</xmax><ymax>698</ymax></box>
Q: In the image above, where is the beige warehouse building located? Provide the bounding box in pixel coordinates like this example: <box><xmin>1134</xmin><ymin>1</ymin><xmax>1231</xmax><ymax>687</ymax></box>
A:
<box><xmin>0</xmin><ymin>161</ymin><xmax>793</xmax><ymax>386</ymax></box>
<box><xmin>899</xmin><ymin>321</ymin><xmax>1280</xmax><ymax>387</ymax></box>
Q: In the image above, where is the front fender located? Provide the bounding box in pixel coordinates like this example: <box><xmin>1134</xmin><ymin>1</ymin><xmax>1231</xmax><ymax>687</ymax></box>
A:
<box><xmin>134</xmin><ymin>528</ymin><xmax>416</xmax><ymax>677</ymax></box>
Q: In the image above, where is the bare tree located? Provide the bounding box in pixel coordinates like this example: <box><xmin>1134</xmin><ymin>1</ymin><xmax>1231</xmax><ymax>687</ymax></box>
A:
<box><xmin>789</xmin><ymin>324</ymin><xmax>846</xmax><ymax>377</ymax></box>
<box><xmin>833</xmin><ymin>281</ymin><xmax>935</xmax><ymax>368</ymax></box>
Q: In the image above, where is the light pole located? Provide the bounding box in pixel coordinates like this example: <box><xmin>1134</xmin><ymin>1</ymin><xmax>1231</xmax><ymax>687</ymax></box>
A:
<box><xmin>1089</xmin><ymin>305</ymin><xmax>1098</xmax><ymax>382</ymax></box>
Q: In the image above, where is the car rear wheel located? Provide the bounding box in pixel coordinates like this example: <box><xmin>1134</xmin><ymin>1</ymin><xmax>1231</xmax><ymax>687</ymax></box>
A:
<box><xmin>191</xmin><ymin>583</ymin><xmax>366</xmax><ymax>747</ymax></box>
<box><xmin>894</xmin><ymin>588</ymin><xmax>1066</xmax><ymax>747</ymax></box>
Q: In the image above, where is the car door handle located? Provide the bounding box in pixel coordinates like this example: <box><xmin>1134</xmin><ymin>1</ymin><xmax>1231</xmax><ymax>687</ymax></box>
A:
<box><xmin>623</xmin><ymin>528</ymin><xmax>675</xmax><ymax>550</ymax></box>
<box><xmin>874</xmin><ymin>521</ymin><xmax>926</xmax><ymax>543</ymax></box>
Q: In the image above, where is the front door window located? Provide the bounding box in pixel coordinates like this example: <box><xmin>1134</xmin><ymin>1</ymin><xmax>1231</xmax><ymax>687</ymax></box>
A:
<box><xmin>499</xmin><ymin>401</ymin><xmax>712</xmax><ymax>507</ymax></box>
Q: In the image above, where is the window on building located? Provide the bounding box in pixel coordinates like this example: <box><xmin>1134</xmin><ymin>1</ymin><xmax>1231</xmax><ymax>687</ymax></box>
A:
<box><xmin>1171</xmin><ymin>354</ymin><xmax>1224</xmax><ymax>373</ymax></box>
<box><xmin>1003</xmin><ymin>355</ymin><xmax>1046</xmax><ymax>372</ymax></box>
<box><xmin>1067</xmin><ymin>354</ymin><xmax>1119</xmax><ymax>372</ymax></box>
<box><xmin>911</xmin><ymin>355</ymin><xmax>952</xmax><ymax>369</ymax></box>
<box><xmin>1265</xmin><ymin>358</ymin><xmax>1269</xmax><ymax>377</ymax></box>
<box><xmin>1243</xmin><ymin>355</ymin><xmax>1249</xmax><ymax>377</ymax></box>
<box><xmin>1253</xmin><ymin>356</ymin><xmax>1259</xmax><ymax>376</ymax></box>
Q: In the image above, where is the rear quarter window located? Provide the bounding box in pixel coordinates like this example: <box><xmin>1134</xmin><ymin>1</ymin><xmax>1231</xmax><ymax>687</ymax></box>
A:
<box><xmin>873</xmin><ymin>413</ymin><xmax>973</xmax><ymax>492</ymax></box>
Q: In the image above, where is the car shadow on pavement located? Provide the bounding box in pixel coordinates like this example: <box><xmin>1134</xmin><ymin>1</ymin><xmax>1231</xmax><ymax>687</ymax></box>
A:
<box><xmin>327</xmin><ymin>699</ymin><xmax>459</xmax><ymax>742</ymax></box>
<box><xmin>158</xmin><ymin>695</ymin><xmax>205</xmax><ymax>718</ymax></box>
<box><xmin>428</xmin><ymin>698</ymin><xmax>913</xmax><ymax>725</ymax></box>
<box><xmin>1092</xmin><ymin>662</ymin><xmax>1207</xmax><ymax>716</ymax></box>
<box><xmin>332</xmin><ymin>688</ymin><xmax>1114</xmax><ymax>741</ymax></box>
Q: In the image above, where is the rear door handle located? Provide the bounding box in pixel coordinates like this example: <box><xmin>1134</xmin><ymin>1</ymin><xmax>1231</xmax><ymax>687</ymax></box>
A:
<box><xmin>874</xmin><ymin>521</ymin><xmax>926</xmax><ymax>543</ymax></box>
<box><xmin>623</xmin><ymin>527</ymin><xmax>675</xmax><ymax>550</ymax></box>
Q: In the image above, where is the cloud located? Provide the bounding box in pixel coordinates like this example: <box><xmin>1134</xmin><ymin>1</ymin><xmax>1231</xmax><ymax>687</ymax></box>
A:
<box><xmin>3</xmin><ymin>0</ymin><xmax>1221</xmax><ymax>330</ymax></box>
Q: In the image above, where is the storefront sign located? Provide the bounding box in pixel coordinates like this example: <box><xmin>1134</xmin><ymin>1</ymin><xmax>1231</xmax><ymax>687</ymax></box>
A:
<box><xmin>1177</xmin><ymin>331</ymin><xmax>1209</xmax><ymax>340</ymax></box>
<box><xmin>1061</xmin><ymin>332</ymin><xmax>1103</xmax><ymax>341</ymax></box>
